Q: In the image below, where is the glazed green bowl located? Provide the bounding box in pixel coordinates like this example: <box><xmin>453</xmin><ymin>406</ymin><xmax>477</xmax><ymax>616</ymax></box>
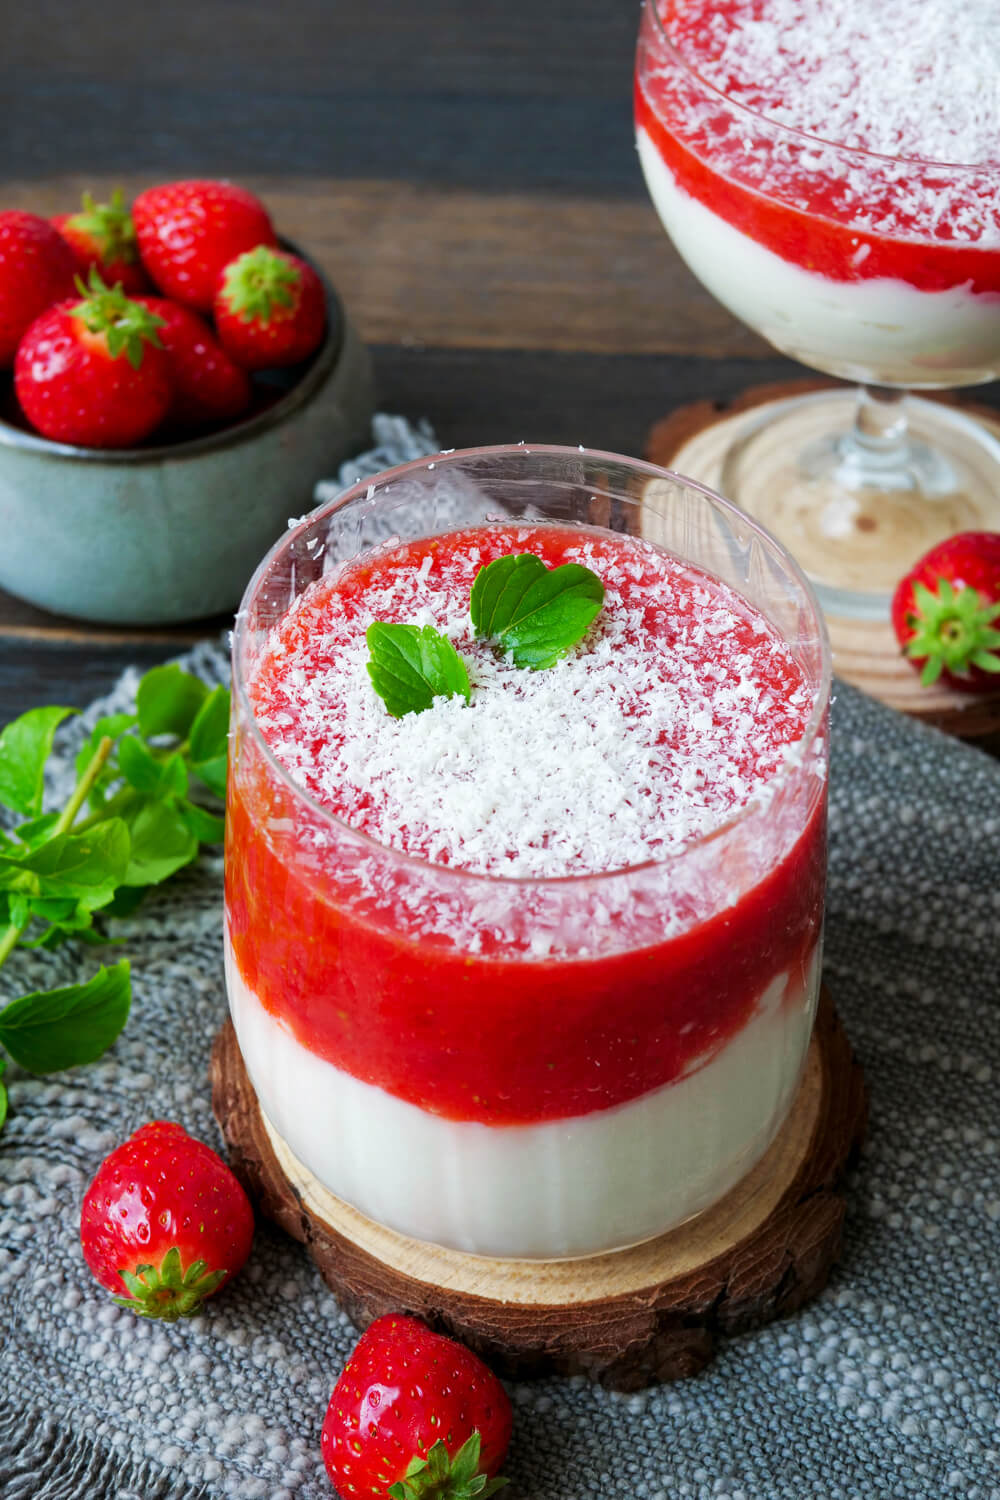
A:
<box><xmin>0</xmin><ymin>256</ymin><xmax>374</xmax><ymax>626</ymax></box>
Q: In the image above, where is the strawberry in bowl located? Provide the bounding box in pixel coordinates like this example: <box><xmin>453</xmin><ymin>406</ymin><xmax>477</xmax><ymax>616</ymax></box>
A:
<box><xmin>51</xmin><ymin>188</ymin><xmax>150</xmax><ymax>296</ymax></box>
<box><xmin>133</xmin><ymin>179</ymin><xmax>277</xmax><ymax>311</ymax></box>
<box><xmin>892</xmin><ymin>532</ymin><xmax>1000</xmax><ymax>692</ymax></box>
<box><xmin>214</xmin><ymin>246</ymin><xmax>327</xmax><ymax>369</ymax></box>
<box><xmin>15</xmin><ymin>271</ymin><xmax>172</xmax><ymax>448</ymax></box>
<box><xmin>0</xmin><ymin>210</ymin><xmax>76</xmax><ymax>367</ymax></box>
<box><xmin>0</xmin><ymin>177</ymin><xmax>374</xmax><ymax>625</ymax></box>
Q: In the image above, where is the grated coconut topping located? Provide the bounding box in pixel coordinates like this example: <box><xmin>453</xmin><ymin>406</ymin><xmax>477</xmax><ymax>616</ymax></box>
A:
<box><xmin>653</xmin><ymin>0</ymin><xmax>1000</xmax><ymax>243</ymax></box>
<box><xmin>249</xmin><ymin>528</ymin><xmax>815</xmax><ymax>882</ymax></box>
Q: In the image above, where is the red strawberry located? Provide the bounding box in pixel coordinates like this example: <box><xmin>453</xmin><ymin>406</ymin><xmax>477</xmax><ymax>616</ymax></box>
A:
<box><xmin>133</xmin><ymin>179</ymin><xmax>277</xmax><ymax>311</ymax></box>
<box><xmin>80</xmin><ymin>1120</ymin><xmax>254</xmax><ymax>1321</ymax></box>
<box><xmin>14</xmin><ymin>271</ymin><xmax>172</xmax><ymax>448</ymax></box>
<box><xmin>321</xmin><ymin>1314</ymin><xmax>511</xmax><ymax>1500</ymax></box>
<box><xmin>0</xmin><ymin>210</ymin><xmax>76</xmax><ymax>367</ymax></box>
<box><xmin>51</xmin><ymin>188</ymin><xmax>150</xmax><ymax>295</ymax></box>
<box><xmin>214</xmin><ymin>246</ymin><xmax>326</xmax><ymax>369</ymax></box>
<box><xmin>892</xmin><ymin>531</ymin><xmax>1000</xmax><ymax>693</ymax></box>
<box><xmin>134</xmin><ymin>295</ymin><xmax>251</xmax><ymax>428</ymax></box>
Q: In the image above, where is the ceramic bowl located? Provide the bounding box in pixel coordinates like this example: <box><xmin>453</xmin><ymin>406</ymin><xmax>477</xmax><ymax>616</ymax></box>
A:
<box><xmin>0</xmin><ymin>254</ymin><xmax>375</xmax><ymax>626</ymax></box>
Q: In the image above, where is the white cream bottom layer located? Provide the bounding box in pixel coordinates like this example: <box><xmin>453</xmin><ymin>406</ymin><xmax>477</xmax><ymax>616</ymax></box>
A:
<box><xmin>637</xmin><ymin>128</ymin><xmax>1000</xmax><ymax>389</ymax></box>
<box><xmin>225</xmin><ymin>936</ymin><xmax>819</xmax><ymax>1259</ymax></box>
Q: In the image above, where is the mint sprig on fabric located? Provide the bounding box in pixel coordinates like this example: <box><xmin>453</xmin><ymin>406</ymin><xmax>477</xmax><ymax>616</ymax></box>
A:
<box><xmin>470</xmin><ymin>552</ymin><xmax>604</xmax><ymax>669</ymax></box>
<box><xmin>0</xmin><ymin>664</ymin><xmax>229</xmax><ymax>1135</ymax></box>
<box><xmin>366</xmin><ymin>622</ymin><xmax>471</xmax><ymax>718</ymax></box>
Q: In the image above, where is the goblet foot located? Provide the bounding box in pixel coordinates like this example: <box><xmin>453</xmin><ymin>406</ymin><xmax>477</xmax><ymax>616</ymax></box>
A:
<box><xmin>718</xmin><ymin>388</ymin><xmax>1000</xmax><ymax>620</ymax></box>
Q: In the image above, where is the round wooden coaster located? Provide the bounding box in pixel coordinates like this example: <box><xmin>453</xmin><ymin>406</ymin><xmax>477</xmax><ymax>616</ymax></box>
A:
<box><xmin>646</xmin><ymin>380</ymin><xmax>1000</xmax><ymax>749</ymax></box>
<box><xmin>211</xmin><ymin>987</ymin><xmax>866</xmax><ymax>1390</ymax></box>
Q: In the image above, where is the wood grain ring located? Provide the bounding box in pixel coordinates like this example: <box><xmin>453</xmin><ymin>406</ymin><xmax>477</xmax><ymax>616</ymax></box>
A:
<box><xmin>211</xmin><ymin>985</ymin><xmax>867</xmax><ymax>1390</ymax></box>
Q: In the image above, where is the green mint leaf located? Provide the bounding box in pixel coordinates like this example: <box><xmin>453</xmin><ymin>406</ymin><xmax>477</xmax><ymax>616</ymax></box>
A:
<box><xmin>136</xmin><ymin>665</ymin><xmax>209</xmax><ymax>740</ymax></box>
<box><xmin>366</xmin><ymin>622</ymin><xmax>472</xmax><ymax>718</ymax></box>
<box><xmin>122</xmin><ymin>800</ymin><xmax>198</xmax><ymax>887</ymax></box>
<box><xmin>187</xmin><ymin>686</ymin><xmax>231</xmax><ymax>798</ymax></box>
<box><xmin>178</xmin><ymin>801</ymin><xmax>226</xmax><ymax>845</ymax></box>
<box><xmin>8</xmin><ymin>892</ymin><xmax>31</xmax><ymax>929</ymax></box>
<box><xmin>470</xmin><ymin>553</ymin><xmax>604</xmax><ymax>669</ymax></box>
<box><xmin>13</xmin><ymin>811</ymin><xmax>62</xmax><ymax>850</ymax></box>
<box><xmin>102</xmin><ymin>885</ymin><xmax>147</xmax><ymax>919</ymax></box>
<box><xmin>0</xmin><ymin>705</ymin><xmax>75</xmax><ymax>817</ymax></box>
<box><xmin>74</xmin><ymin>712</ymin><xmax>137</xmax><ymax>782</ymax></box>
<box><xmin>118</xmin><ymin>736</ymin><xmax>188</xmax><ymax>798</ymax></box>
<box><xmin>0</xmin><ymin>821</ymin><xmax>129</xmax><ymax>909</ymax></box>
<box><xmin>29</xmin><ymin>896</ymin><xmax>79</xmax><ymax>921</ymax></box>
<box><xmin>188</xmin><ymin>685</ymin><xmax>230</xmax><ymax>762</ymax></box>
<box><xmin>0</xmin><ymin>960</ymin><xmax>130</xmax><ymax>1073</ymax></box>
<box><xmin>22</xmin><ymin>909</ymin><xmax>103</xmax><ymax>949</ymax></box>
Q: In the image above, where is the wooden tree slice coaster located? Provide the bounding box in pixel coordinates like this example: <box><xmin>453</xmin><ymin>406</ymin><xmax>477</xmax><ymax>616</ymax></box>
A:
<box><xmin>211</xmin><ymin>987</ymin><xmax>867</xmax><ymax>1390</ymax></box>
<box><xmin>646</xmin><ymin>380</ymin><xmax>1000</xmax><ymax>749</ymax></box>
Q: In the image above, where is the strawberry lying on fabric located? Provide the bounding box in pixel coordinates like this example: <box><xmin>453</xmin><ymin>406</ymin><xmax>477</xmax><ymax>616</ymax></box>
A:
<box><xmin>892</xmin><ymin>531</ymin><xmax>1000</xmax><ymax>693</ymax></box>
<box><xmin>0</xmin><ymin>210</ymin><xmax>76</xmax><ymax>367</ymax></box>
<box><xmin>14</xmin><ymin>270</ymin><xmax>172</xmax><ymax>447</ymax></box>
<box><xmin>51</xmin><ymin>188</ymin><xmax>150</xmax><ymax>295</ymax></box>
<box><xmin>133</xmin><ymin>179</ymin><xmax>277</xmax><ymax>311</ymax></box>
<box><xmin>321</xmin><ymin>1314</ymin><xmax>511</xmax><ymax>1500</ymax></box>
<box><xmin>214</xmin><ymin>245</ymin><xmax>326</xmax><ymax>369</ymax></box>
<box><xmin>135</xmin><ymin>295</ymin><xmax>251</xmax><ymax>428</ymax></box>
<box><xmin>80</xmin><ymin>1120</ymin><xmax>254</xmax><ymax>1321</ymax></box>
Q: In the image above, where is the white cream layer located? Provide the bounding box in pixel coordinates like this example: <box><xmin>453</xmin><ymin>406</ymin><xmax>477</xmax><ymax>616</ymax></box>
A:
<box><xmin>637</xmin><ymin>128</ymin><xmax>1000</xmax><ymax>389</ymax></box>
<box><xmin>225</xmin><ymin>934</ymin><xmax>819</xmax><ymax>1259</ymax></box>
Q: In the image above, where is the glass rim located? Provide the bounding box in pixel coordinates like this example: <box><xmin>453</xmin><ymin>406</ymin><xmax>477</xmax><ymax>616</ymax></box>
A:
<box><xmin>232</xmin><ymin>441</ymin><xmax>832</xmax><ymax>891</ymax></box>
<box><xmin>643</xmin><ymin>0</ymin><xmax>995</xmax><ymax>175</ymax></box>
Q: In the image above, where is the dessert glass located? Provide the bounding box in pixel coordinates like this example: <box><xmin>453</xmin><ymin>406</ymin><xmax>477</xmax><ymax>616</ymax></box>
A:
<box><xmin>225</xmin><ymin>446</ymin><xmax>831</xmax><ymax>1259</ymax></box>
<box><xmin>635</xmin><ymin>1</ymin><xmax>1000</xmax><ymax>619</ymax></box>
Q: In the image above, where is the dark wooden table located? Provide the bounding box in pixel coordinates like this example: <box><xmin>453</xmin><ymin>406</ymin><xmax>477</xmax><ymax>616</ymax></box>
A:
<box><xmin>4</xmin><ymin>0</ymin><xmax>998</xmax><ymax>721</ymax></box>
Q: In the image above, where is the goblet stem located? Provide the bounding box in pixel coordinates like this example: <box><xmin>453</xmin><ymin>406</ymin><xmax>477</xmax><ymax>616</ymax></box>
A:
<box><xmin>803</xmin><ymin>385</ymin><xmax>956</xmax><ymax>498</ymax></box>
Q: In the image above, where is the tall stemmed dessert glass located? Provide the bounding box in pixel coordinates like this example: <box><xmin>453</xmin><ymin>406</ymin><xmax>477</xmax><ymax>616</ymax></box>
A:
<box><xmin>635</xmin><ymin>0</ymin><xmax>1000</xmax><ymax>618</ymax></box>
<box><xmin>227</xmin><ymin>446</ymin><xmax>830</xmax><ymax>1260</ymax></box>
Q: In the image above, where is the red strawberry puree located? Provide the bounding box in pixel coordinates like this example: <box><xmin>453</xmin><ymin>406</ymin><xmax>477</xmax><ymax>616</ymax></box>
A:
<box><xmin>226</xmin><ymin>523</ymin><xmax>827</xmax><ymax>1255</ymax></box>
<box><xmin>635</xmin><ymin>0</ymin><xmax>1000</xmax><ymax>386</ymax></box>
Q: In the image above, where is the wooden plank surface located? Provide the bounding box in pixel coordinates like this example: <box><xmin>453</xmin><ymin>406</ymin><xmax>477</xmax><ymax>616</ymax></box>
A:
<box><xmin>4</xmin><ymin>1</ymin><xmax>641</xmax><ymax>189</ymax></box>
<box><xmin>0</xmin><ymin>176</ymin><xmax>764</xmax><ymax>357</ymax></box>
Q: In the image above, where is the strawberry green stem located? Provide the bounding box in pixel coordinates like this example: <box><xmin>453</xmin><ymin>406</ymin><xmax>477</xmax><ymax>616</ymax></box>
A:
<box><xmin>0</xmin><ymin>735</ymin><xmax>113</xmax><ymax>968</ymax></box>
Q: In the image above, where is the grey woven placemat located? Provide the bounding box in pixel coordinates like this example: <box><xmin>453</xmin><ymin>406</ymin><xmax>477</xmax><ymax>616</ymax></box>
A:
<box><xmin>1</xmin><ymin>421</ymin><xmax>998</xmax><ymax>1500</ymax></box>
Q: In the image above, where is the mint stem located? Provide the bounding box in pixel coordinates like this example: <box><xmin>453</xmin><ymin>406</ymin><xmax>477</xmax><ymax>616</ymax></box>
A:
<box><xmin>0</xmin><ymin>735</ymin><xmax>113</xmax><ymax>971</ymax></box>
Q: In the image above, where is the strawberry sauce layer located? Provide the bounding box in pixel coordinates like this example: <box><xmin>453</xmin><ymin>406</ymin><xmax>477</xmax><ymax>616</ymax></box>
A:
<box><xmin>226</xmin><ymin>525</ymin><xmax>826</xmax><ymax>1126</ymax></box>
<box><xmin>636</xmin><ymin>0</ymin><xmax>1000</xmax><ymax>293</ymax></box>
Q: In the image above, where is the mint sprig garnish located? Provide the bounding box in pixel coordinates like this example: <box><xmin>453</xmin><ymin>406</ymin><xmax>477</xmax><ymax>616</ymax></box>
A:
<box><xmin>0</xmin><ymin>664</ymin><xmax>230</xmax><ymax>1135</ymax></box>
<box><xmin>367</xmin><ymin>622</ymin><xmax>471</xmax><ymax>718</ymax></box>
<box><xmin>470</xmin><ymin>553</ymin><xmax>604</xmax><ymax>669</ymax></box>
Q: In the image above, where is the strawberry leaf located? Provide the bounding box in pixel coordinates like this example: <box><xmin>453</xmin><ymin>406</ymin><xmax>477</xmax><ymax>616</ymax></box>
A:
<box><xmin>904</xmin><ymin>579</ymin><xmax>1000</xmax><ymax>683</ymax></box>
<box><xmin>114</xmin><ymin>1245</ymin><xmax>228</xmax><ymax>1321</ymax></box>
<box><xmin>386</xmin><ymin>1435</ymin><xmax>507</xmax><ymax>1500</ymax></box>
<box><xmin>367</xmin><ymin>622</ymin><xmax>472</xmax><ymax>718</ymax></box>
<box><xmin>0</xmin><ymin>960</ymin><xmax>130</xmax><ymax>1073</ymax></box>
<box><xmin>221</xmin><ymin>245</ymin><xmax>299</xmax><ymax>324</ymax></box>
<box><xmin>70</xmin><ymin>268</ymin><xmax>164</xmax><ymax>369</ymax></box>
<box><xmin>470</xmin><ymin>553</ymin><xmax>604</xmax><ymax>669</ymax></box>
